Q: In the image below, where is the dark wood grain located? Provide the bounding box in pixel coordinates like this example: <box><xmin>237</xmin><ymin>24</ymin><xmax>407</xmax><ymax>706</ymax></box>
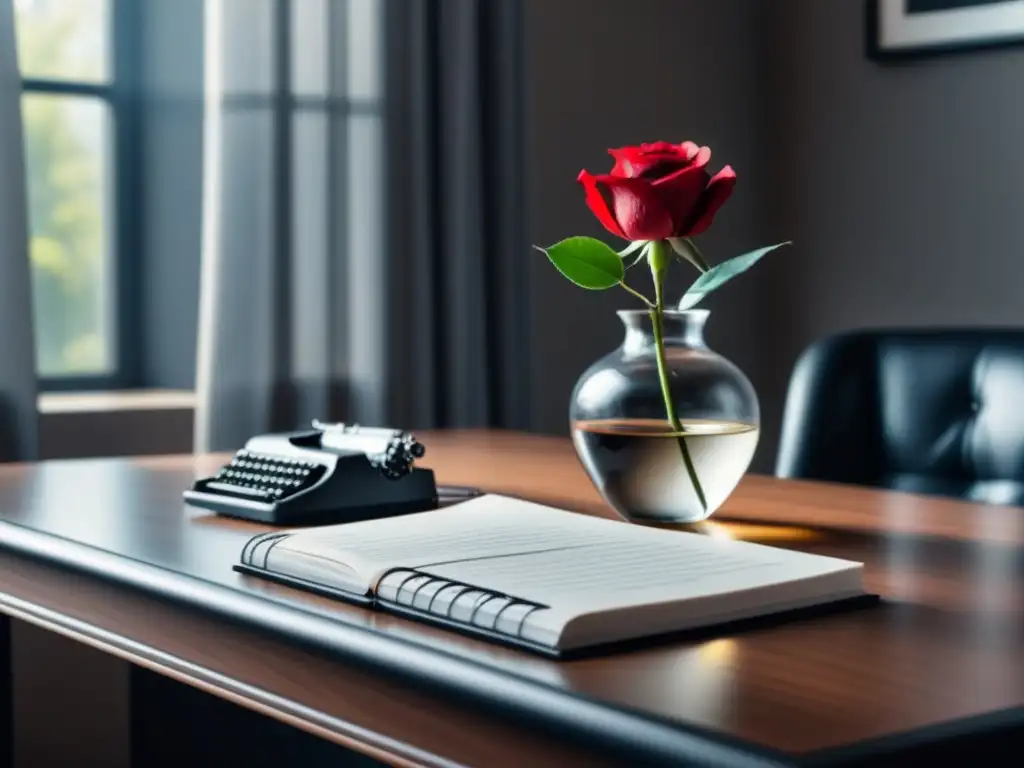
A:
<box><xmin>0</xmin><ymin>430</ymin><xmax>1020</xmax><ymax>761</ymax></box>
<box><xmin>0</xmin><ymin>614</ymin><xmax>9</xmax><ymax>768</ymax></box>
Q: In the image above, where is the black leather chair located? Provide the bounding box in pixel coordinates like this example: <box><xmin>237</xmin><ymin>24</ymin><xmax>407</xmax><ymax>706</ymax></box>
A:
<box><xmin>776</xmin><ymin>329</ymin><xmax>1024</xmax><ymax>505</ymax></box>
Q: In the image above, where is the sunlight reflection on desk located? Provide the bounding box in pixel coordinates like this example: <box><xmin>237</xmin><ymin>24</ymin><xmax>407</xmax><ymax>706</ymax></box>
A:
<box><xmin>555</xmin><ymin>637</ymin><xmax>742</xmax><ymax>724</ymax></box>
<box><xmin>644</xmin><ymin>518</ymin><xmax>824</xmax><ymax>544</ymax></box>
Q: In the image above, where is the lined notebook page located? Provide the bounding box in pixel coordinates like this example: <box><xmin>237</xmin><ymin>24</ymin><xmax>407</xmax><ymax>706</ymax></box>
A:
<box><xmin>420</xmin><ymin>537</ymin><xmax>785</xmax><ymax>602</ymax></box>
<box><xmin>414</xmin><ymin>533</ymin><xmax>859</xmax><ymax>615</ymax></box>
<box><xmin>265</xmin><ymin>495</ymin><xmax>651</xmax><ymax>591</ymax></box>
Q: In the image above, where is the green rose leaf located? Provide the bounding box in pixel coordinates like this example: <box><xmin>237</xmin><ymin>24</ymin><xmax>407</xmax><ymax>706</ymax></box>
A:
<box><xmin>677</xmin><ymin>242</ymin><xmax>790</xmax><ymax>310</ymax></box>
<box><xmin>535</xmin><ymin>236</ymin><xmax>624</xmax><ymax>290</ymax></box>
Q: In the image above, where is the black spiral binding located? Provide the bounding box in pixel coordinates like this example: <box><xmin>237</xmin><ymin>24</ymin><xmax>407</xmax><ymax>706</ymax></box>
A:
<box><xmin>379</xmin><ymin>567</ymin><xmax>548</xmax><ymax>642</ymax></box>
<box><xmin>241</xmin><ymin>531</ymin><xmax>290</xmax><ymax>568</ymax></box>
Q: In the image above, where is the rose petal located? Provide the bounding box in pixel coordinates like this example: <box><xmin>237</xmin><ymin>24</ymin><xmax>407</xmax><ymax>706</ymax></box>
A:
<box><xmin>608</xmin><ymin>147</ymin><xmax>673</xmax><ymax>178</ymax></box>
<box><xmin>593</xmin><ymin>174</ymin><xmax>675</xmax><ymax>241</ymax></box>
<box><xmin>608</xmin><ymin>148</ymin><xmax>642</xmax><ymax>177</ymax></box>
<box><xmin>613</xmin><ymin>154</ymin><xmax>692</xmax><ymax>179</ymax></box>
<box><xmin>609</xmin><ymin>142</ymin><xmax>696</xmax><ymax>178</ymax></box>
<box><xmin>651</xmin><ymin>163</ymin><xmax>710</xmax><ymax>237</ymax></box>
<box><xmin>690</xmin><ymin>145</ymin><xmax>712</xmax><ymax>169</ymax></box>
<box><xmin>577</xmin><ymin>170</ymin><xmax>626</xmax><ymax>239</ymax></box>
<box><xmin>680</xmin><ymin>141</ymin><xmax>701</xmax><ymax>160</ymax></box>
<box><xmin>638</xmin><ymin>141</ymin><xmax>685</xmax><ymax>154</ymax></box>
<box><xmin>685</xmin><ymin>166</ymin><xmax>737</xmax><ymax>236</ymax></box>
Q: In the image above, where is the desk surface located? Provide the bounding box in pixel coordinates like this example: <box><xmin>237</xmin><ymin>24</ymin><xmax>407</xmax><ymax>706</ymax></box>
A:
<box><xmin>0</xmin><ymin>430</ymin><xmax>1020</xmax><ymax>766</ymax></box>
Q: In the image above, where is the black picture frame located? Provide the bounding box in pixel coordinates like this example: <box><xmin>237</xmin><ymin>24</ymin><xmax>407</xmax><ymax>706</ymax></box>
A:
<box><xmin>868</xmin><ymin>0</ymin><xmax>1024</xmax><ymax>60</ymax></box>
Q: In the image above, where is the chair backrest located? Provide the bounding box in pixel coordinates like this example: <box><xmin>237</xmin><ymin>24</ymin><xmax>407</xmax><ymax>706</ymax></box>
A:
<box><xmin>776</xmin><ymin>329</ymin><xmax>1024</xmax><ymax>505</ymax></box>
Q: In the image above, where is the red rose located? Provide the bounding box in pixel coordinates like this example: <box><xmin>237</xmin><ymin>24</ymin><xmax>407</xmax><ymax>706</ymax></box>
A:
<box><xmin>577</xmin><ymin>141</ymin><xmax>737</xmax><ymax>241</ymax></box>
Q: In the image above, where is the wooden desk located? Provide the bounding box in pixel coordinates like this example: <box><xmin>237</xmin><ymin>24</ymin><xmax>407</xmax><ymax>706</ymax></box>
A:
<box><xmin>0</xmin><ymin>431</ymin><xmax>1020</xmax><ymax>767</ymax></box>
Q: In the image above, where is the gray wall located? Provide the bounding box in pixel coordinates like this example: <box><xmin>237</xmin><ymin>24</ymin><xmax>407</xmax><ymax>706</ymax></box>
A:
<box><xmin>525</xmin><ymin>0</ymin><xmax>1024</xmax><ymax>472</ymax></box>
<box><xmin>759</xmin><ymin>0</ymin><xmax>1024</xmax><ymax>469</ymax></box>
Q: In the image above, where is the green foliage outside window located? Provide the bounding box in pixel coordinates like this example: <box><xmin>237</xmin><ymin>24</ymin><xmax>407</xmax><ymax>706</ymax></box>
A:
<box><xmin>16</xmin><ymin>0</ymin><xmax>110</xmax><ymax>376</ymax></box>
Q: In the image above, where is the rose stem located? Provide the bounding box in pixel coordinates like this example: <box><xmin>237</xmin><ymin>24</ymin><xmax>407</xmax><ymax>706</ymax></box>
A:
<box><xmin>618</xmin><ymin>280</ymin><xmax>655</xmax><ymax>308</ymax></box>
<box><xmin>648</xmin><ymin>240</ymin><xmax>708</xmax><ymax>513</ymax></box>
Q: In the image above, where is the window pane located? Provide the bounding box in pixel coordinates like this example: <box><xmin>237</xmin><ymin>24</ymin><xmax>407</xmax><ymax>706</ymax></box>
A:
<box><xmin>291</xmin><ymin>0</ymin><xmax>330</xmax><ymax>96</ymax></box>
<box><xmin>14</xmin><ymin>0</ymin><xmax>110</xmax><ymax>83</ymax></box>
<box><xmin>22</xmin><ymin>94</ymin><xmax>114</xmax><ymax>376</ymax></box>
<box><xmin>218</xmin><ymin>0</ymin><xmax>274</xmax><ymax>96</ymax></box>
<box><xmin>346</xmin><ymin>114</ymin><xmax>384</xmax><ymax>422</ymax></box>
<box><xmin>347</xmin><ymin>0</ymin><xmax>381</xmax><ymax>99</ymax></box>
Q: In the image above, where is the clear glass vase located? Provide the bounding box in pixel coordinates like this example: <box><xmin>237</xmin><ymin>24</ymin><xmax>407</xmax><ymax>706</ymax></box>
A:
<box><xmin>570</xmin><ymin>309</ymin><xmax>759</xmax><ymax>523</ymax></box>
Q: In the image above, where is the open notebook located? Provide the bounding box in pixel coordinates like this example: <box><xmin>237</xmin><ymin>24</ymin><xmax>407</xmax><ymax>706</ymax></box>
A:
<box><xmin>235</xmin><ymin>495</ymin><xmax>866</xmax><ymax>656</ymax></box>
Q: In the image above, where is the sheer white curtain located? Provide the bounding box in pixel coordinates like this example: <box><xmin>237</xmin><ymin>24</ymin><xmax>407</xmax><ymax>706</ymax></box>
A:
<box><xmin>195</xmin><ymin>0</ymin><xmax>386</xmax><ymax>451</ymax></box>
<box><xmin>195</xmin><ymin>0</ymin><xmax>529</xmax><ymax>452</ymax></box>
<box><xmin>0</xmin><ymin>0</ymin><xmax>38</xmax><ymax>461</ymax></box>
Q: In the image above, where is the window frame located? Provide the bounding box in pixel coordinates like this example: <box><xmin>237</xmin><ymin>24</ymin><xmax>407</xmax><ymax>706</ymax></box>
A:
<box><xmin>21</xmin><ymin>0</ymin><xmax>143</xmax><ymax>391</ymax></box>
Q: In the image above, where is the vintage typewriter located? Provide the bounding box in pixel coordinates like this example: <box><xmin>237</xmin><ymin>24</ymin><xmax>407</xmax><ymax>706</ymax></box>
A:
<box><xmin>184</xmin><ymin>421</ymin><xmax>447</xmax><ymax>525</ymax></box>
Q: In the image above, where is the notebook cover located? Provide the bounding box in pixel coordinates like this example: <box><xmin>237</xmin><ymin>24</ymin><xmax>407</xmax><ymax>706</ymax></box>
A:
<box><xmin>233</xmin><ymin>563</ymin><xmax>375</xmax><ymax>608</ymax></box>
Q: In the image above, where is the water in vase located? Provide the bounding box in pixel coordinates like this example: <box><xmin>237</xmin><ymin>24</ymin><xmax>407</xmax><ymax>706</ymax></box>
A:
<box><xmin>572</xmin><ymin>418</ymin><xmax>759</xmax><ymax>523</ymax></box>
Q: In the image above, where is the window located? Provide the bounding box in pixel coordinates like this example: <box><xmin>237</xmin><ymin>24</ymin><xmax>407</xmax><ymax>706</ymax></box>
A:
<box><xmin>14</xmin><ymin>0</ymin><xmax>140</xmax><ymax>388</ymax></box>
